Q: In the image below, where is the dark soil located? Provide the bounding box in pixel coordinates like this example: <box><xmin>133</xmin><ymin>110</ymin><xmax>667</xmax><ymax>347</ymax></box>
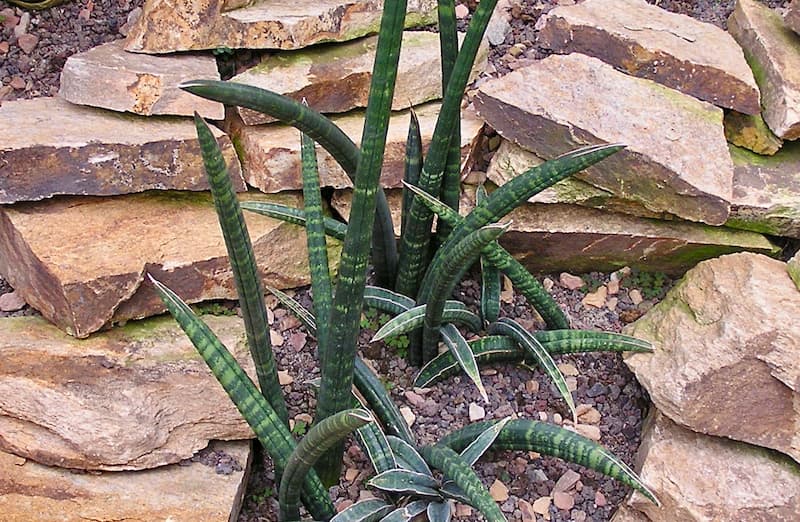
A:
<box><xmin>2</xmin><ymin>0</ymin><xmax>781</xmax><ymax>520</ymax></box>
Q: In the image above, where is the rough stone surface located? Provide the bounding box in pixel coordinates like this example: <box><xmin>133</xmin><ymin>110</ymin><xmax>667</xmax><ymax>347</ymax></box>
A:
<box><xmin>0</xmin><ymin>97</ymin><xmax>243</xmax><ymax>204</ymax></box>
<box><xmin>0</xmin><ymin>191</ymin><xmax>341</xmax><ymax>338</ymax></box>
<box><xmin>729</xmin><ymin>0</ymin><xmax>800</xmax><ymax>140</ymax></box>
<box><xmin>788</xmin><ymin>250</ymin><xmax>800</xmax><ymax>291</ymax></box>
<box><xmin>724</xmin><ymin>110</ymin><xmax>783</xmax><ymax>155</ymax></box>
<box><xmin>726</xmin><ymin>142</ymin><xmax>800</xmax><ymax>238</ymax></box>
<box><xmin>232</xmin><ymin>102</ymin><xmax>485</xmax><ymax>192</ymax></box>
<box><xmin>486</xmin><ymin>139</ymin><xmax>665</xmax><ymax>220</ymax></box>
<box><xmin>0</xmin><ymin>314</ymin><xmax>255</xmax><ymax>470</ymax></box>
<box><xmin>536</xmin><ymin>0</ymin><xmax>760</xmax><ymax>114</ymax></box>
<box><xmin>125</xmin><ymin>0</ymin><xmax>438</xmax><ymax>53</ymax></box>
<box><xmin>622</xmin><ymin>410</ymin><xmax>800</xmax><ymax>522</ymax></box>
<box><xmin>787</xmin><ymin>0</ymin><xmax>800</xmax><ymax>34</ymax></box>
<box><xmin>0</xmin><ymin>440</ymin><xmax>251</xmax><ymax>520</ymax></box>
<box><xmin>625</xmin><ymin>253</ymin><xmax>800</xmax><ymax>463</ymax></box>
<box><xmin>59</xmin><ymin>40</ymin><xmax>224</xmax><ymax>119</ymax></box>
<box><xmin>332</xmin><ymin>188</ymin><xmax>777</xmax><ymax>274</ymax></box>
<box><xmin>233</xmin><ymin>31</ymin><xmax>487</xmax><ymax>124</ymax></box>
<box><xmin>474</xmin><ymin>54</ymin><xmax>733</xmax><ymax>226</ymax></box>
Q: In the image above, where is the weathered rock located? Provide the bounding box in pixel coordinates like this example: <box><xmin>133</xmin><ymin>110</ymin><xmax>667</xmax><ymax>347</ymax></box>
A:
<box><xmin>625</xmin><ymin>253</ymin><xmax>800</xmax><ymax>462</ymax></box>
<box><xmin>0</xmin><ymin>191</ymin><xmax>341</xmax><ymax>337</ymax></box>
<box><xmin>474</xmin><ymin>54</ymin><xmax>733</xmax><ymax>226</ymax></box>
<box><xmin>125</xmin><ymin>0</ymin><xmax>438</xmax><ymax>53</ymax></box>
<box><xmin>233</xmin><ymin>31</ymin><xmax>488</xmax><ymax>125</ymax></box>
<box><xmin>726</xmin><ymin>142</ymin><xmax>800</xmax><ymax>238</ymax></box>
<box><xmin>610</xmin><ymin>504</ymin><xmax>650</xmax><ymax>522</ymax></box>
<box><xmin>536</xmin><ymin>0</ymin><xmax>760</xmax><ymax>114</ymax></box>
<box><xmin>0</xmin><ymin>97</ymin><xmax>243</xmax><ymax>204</ymax></box>
<box><xmin>232</xmin><ymin>102</ymin><xmax>485</xmax><ymax>192</ymax></box>
<box><xmin>622</xmin><ymin>410</ymin><xmax>800</xmax><ymax>522</ymax></box>
<box><xmin>59</xmin><ymin>40</ymin><xmax>224</xmax><ymax>119</ymax></box>
<box><xmin>331</xmin><ymin>188</ymin><xmax>777</xmax><ymax>274</ymax></box>
<box><xmin>729</xmin><ymin>0</ymin><xmax>800</xmax><ymax>140</ymax></box>
<box><xmin>486</xmin><ymin>139</ymin><xmax>666</xmax><ymax>220</ymax></box>
<box><xmin>787</xmin><ymin>0</ymin><xmax>800</xmax><ymax>34</ymax></box>
<box><xmin>0</xmin><ymin>314</ymin><xmax>255</xmax><ymax>470</ymax></box>
<box><xmin>724</xmin><ymin>111</ymin><xmax>783</xmax><ymax>155</ymax></box>
<box><xmin>0</xmin><ymin>440</ymin><xmax>251</xmax><ymax>519</ymax></box>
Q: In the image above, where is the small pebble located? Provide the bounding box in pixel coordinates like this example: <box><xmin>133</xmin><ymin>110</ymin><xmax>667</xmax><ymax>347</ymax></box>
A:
<box><xmin>629</xmin><ymin>288</ymin><xmax>644</xmax><ymax>305</ymax></box>
<box><xmin>455</xmin><ymin>3</ymin><xmax>469</xmax><ymax>18</ymax></box>
<box><xmin>553</xmin><ymin>469</ymin><xmax>581</xmax><ymax>493</ymax></box>
<box><xmin>0</xmin><ymin>290</ymin><xmax>26</xmax><ymax>312</ymax></box>
<box><xmin>277</xmin><ymin>370</ymin><xmax>293</xmax><ymax>386</ymax></box>
<box><xmin>582</xmin><ymin>285</ymin><xmax>607</xmax><ymax>309</ymax></box>
<box><xmin>469</xmin><ymin>402</ymin><xmax>485</xmax><ymax>421</ymax></box>
<box><xmin>595</xmin><ymin>490</ymin><xmax>607</xmax><ymax>507</ymax></box>
<box><xmin>552</xmin><ymin>491</ymin><xmax>575</xmax><ymax>510</ymax></box>
<box><xmin>559</xmin><ymin>272</ymin><xmax>585</xmax><ymax>290</ymax></box>
<box><xmin>489</xmin><ymin>479</ymin><xmax>509</xmax><ymax>502</ymax></box>
<box><xmin>17</xmin><ymin>34</ymin><xmax>38</xmax><ymax>54</ymax></box>
<box><xmin>557</xmin><ymin>362</ymin><xmax>579</xmax><ymax>376</ymax></box>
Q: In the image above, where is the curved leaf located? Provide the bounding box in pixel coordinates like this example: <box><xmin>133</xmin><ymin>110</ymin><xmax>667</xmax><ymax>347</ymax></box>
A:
<box><xmin>371</xmin><ymin>302</ymin><xmax>482</xmax><ymax>342</ymax></box>
<box><xmin>355</xmin><ymin>419</ymin><xmax>398</xmax><ymax>475</ymax></box>
<box><xmin>368</xmin><ymin>470</ymin><xmax>442</xmax><ymax>498</ymax></box>
<box><xmin>459</xmin><ymin>416</ymin><xmax>512</xmax><ymax>466</ymax></box>
<box><xmin>331</xmin><ymin>499</ymin><xmax>394</xmax><ymax>522</ymax></box>
<box><xmin>354</xmin><ymin>357</ymin><xmax>416</xmax><ymax>445</ymax></box>
<box><xmin>363</xmin><ymin>285</ymin><xmax>416</xmax><ymax>314</ymax></box>
<box><xmin>240</xmin><ymin>201</ymin><xmax>348</xmax><ymax>241</ymax></box>
<box><xmin>426</xmin><ymin>500</ymin><xmax>452</xmax><ymax>522</ymax></box>
<box><xmin>440</xmin><ymin>324</ymin><xmax>487</xmax><ymax>403</ymax></box>
<box><xmin>380</xmin><ymin>500</ymin><xmax>429</xmax><ymax>522</ymax></box>
<box><xmin>387</xmin><ymin>436</ymin><xmax>432</xmax><ymax>477</ymax></box>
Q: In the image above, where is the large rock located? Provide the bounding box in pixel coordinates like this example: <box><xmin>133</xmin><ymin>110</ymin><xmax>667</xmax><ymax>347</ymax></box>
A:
<box><xmin>726</xmin><ymin>142</ymin><xmax>800</xmax><ymax>238</ymax></box>
<box><xmin>0</xmin><ymin>97</ymin><xmax>243</xmax><ymax>204</ymax></box>
<box><xmin>474</xmin><ymin>54</ymin><xmax>733</xmax><ymax>226</ymax></box>
<box><xmin>232</xmin><ymin>102</ymin><xmax>485</xmax><ymax>192</ymax></box>
<box><xmin>787</xmin><ymin>0</ymin><xmax>800</xmax><ymax>34</ymax></box>
<box><xmin>0</xmin><ymin>314</ymin><xmax>254</xmax><ymax>470</ymax></box>
<box><xmin>59</xmin><ymin>40</ymin><xmax>224</xmax><ymax>119</ymax></box>
<box><xmin>486</xmin><ymin>139</ymin><xmax>666</xmax><ymax>220</ymax></box>
<box><xmin>331</xmin><ymin>188</ymin><xmax>777</xmax><ymax>275</ymax></box>
<box><xmin>625</xmin><ymin>253</ymin><xmax>800</xmax><ymax>462</ymax></box>
<box><xmin>0</xmin><ymin>440</ymin><xmax>251</xmax><ymax>520</ymax></box>
<box><xmin>622</xmin><ymin>410</ymin><xmax>800</xmax><ymax>522</ymax></box>
<box><xmin>536</xmin><ymin>0</ymin><xmax>760</xmax><ymax>114</ymax></box>
<box><xmin>125</xmin><ymin>0</ymin><xmax>438</xmax><ymax>53</ymax></box>
<box><xmin>729</xmin><ymin>0</ymin><xmax>800</xmax><ymax>140</ymax></box>
<box><xmin>233</xmin><ymin>31</ymin><xmax>488</xmax><ymax>125</ymax></box>
<box><xmin>0</xmin><ymin>191</ymin><xmax>341</xmax><ymax>338</ymax></box>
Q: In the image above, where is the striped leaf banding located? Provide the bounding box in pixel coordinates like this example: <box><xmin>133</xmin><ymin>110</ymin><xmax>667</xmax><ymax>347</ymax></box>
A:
<box><xmin>368</xmin><ymin>469</ymin><xmax>442</xmax><ymax>498</ymax></box>
<box><xmin>330</xmin><ymin>499</ymin><xmax>393</xmax><ymax>522</ymax></box>
<box><xmin>371</xmin><ymin>302</ymin><xmax>482</xmax><ymax>342</ymax></box>
<box><xmin>355</xmin><ymin>420</ymin><xmax>397</xmax><ymax>474</ymax></box>
<box><xmin>240</xmin><ymin>201</ymin><xmax>348</xmax><ymax>241</ymax></box>
<box><xmin>354</xmin><ymin>356</ymin><xmax>416</xmax><ymax>445</ymax></box>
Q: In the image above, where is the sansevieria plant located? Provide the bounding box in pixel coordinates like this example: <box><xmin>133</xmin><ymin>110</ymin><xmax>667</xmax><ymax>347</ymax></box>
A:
<box><xmin>149</xmin><ymin>0</ymin><xmax>660</xmax><ymax>520</ymax></box>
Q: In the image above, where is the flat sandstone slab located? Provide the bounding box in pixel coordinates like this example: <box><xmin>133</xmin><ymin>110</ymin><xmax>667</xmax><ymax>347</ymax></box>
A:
<box><xmin>729</xmin><ymin>0</ymin><xmax>800</xmax><ymax>139</ymax></box>
<box><xmin>787</xmin><ymin>0</ymin><xmax>800</xmax><ymax>34</ymax></box>
<box><xmin>234</xmin><ymin>31</ymin><xmax>487</xmax><ymax>124</ymax></box>
<box><xmin>0</xmin><ymin>314</ymin><xmax>254</xmax><ymax>470</ymax></box>
<box><xmin>233</xmin><ymin>102</ymin><xmax>485</xmax><ymax>192</ymax></box>
<box><xmin>536</xmin><ymin>0</ymin><xmax>759</xmax><ymax>114</ymax></box>
<box><xmin>0</xmin><ymin>191</ymin><xmax>341</xmax><ymax>337</ymax></box>
<box><xmin>125</xmin><ymin>0</ymin><xmax>438</xmax><ymax>53</ymax></box>
<box><xmin>0</xmin><ymin>440</ymin><xmax>251</xmax><ymax>521</ymax></box>
<box><xmin>727</xmin><ymin>142</ymin><xmax>800</xmax><ymax>238</ymax></box>
<box><xmin>331</xmin><ymin>188</ymin><xmax>776</xmax><ymax>275</ymax></box>
<box><xmin>59</xmin><ymin>40</ymin><xmax>224</xmax><ymax>119</ymax></box>
<box><xmin>474</xmin><ymin>54</ymin><xmax>733</xmax><ymax>225</ymax></box>
<box><xmin>0</xmin><ymin>97</ymin><xmax>243</xmax><ymax>204</ymax></box>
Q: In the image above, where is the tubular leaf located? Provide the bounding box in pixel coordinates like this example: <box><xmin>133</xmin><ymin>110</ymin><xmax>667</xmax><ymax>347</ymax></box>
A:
<box><xmin>279</xmin><ymin>409</ymin><xmax>372</xmax><ymax>522</ymax></box>
<box><xmin>401</xmin><ymin>109</ymin><xmax>423</xmax><ymax>240</ymax></box>
<box><xmin>240</xmin><ymin>201</ymin><xmax>348</xmax><ymax>241</ymax></box>
<box><xmin>354</xmin><ymin>357</ymin><xmax>416</xmax><ymax>445</ymax></box>
<box><xmin>438</xmin><ymin>419</ymin><xmax>660</xmax><ymax>506</ymax></box>
<box><xmin>419</xmin><ymin>445</ymin><xmax>506</xmax><ymax>522</ymax></box>
<box><xmin>490</xmin><ymin>318</ymin><xmax>576</xmax><ymax>422</ymax></box>
<box><xmin>355</xmin><ymin>421</ymin><xmax>398</xmax><ymax>475</ymax></box>
<box><xmin>264</xmin><ymin>285</ymin><xmax>317</xmax><ymax>335</ymax></box>
<box><xmin>193</xmin><ymin>114</ymin><xmax>288</xmax><ymax>424</ymax></box>
<box><xmin>149</xmin><ymin>276</ymin><xmax>334</xmax><ymax>520</ymax></box>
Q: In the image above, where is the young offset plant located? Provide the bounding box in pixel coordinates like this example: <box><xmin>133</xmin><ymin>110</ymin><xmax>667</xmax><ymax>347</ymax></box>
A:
<box><xmin>150</xmin><ymin>0</ymin><xmax>660</xmax><ymax>519</ymax></box>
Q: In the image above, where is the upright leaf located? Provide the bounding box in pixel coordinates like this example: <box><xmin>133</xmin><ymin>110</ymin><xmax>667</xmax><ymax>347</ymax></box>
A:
<box><xmin>193</xmin><ymin>114</ymin><xmax>288</xmax><ymax>423</ymax></box>
<box><xmin>401</xmin><ymin>109</ymin><xmax>423</xmax><ymax>239</ymax></box>
<box><xmin>440</xmin><ymin>324</ymin><xmax>487</xmax><ymax>402</ymax></box>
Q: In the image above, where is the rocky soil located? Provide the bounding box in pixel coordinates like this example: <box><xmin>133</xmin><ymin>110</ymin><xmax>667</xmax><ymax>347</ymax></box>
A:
<box><xmin>2</xmin><ymin>0</ymin><xmax>789</xmax><ymax>520</ymax></box>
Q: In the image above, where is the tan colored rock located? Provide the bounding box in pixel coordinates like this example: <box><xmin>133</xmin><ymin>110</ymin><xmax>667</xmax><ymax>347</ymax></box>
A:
<box><xmin>536</xmin><ymin>0</ymin><xmax>759</xmax><ymax>114</ymax></box>
<box><xmin>489</xmin><ymin>479</ymin><xmax>509</xmax><ymax>502</ymax></box>
<box><xmin>486</xmin><ymin>139</ymin><xmax>671</xmax><ymax>220</ymax></box>
<box><xmin>726</xmin><ymin>142</ymin><xmax>800</xmax><ymax>238</ymax></box>
<box><xmin>610</xmin><ymin>504</ymin><xmax>652</xmax><ymax>522</ymax></box>
<box><xmin>332</xmin><ymin>188</ymin><xmax>778</xmax><ymax>274</ymax></box>
<box><xmin>0</xmin><ymin>314</ymin><xmax>255</xmax><ymax>470</ymax></box>
<box><xmin>0</xmin><ymin>191</ymin><xmax>341</xmax><ymax>338</ymax></box>
<box><xmin>786</xmin><ymin>0</ymin><xmax>800</xmax><ymax>34</ymax></box>
<box><xmin>233</xmin><ymin>102</ymin><xmax>485</xmax><ymax>192</ymax></box>
<box><xmin>0</xmin><ymin>97</ymin><xmax>242</xmax><ymax>204</ymax></box>
<box><xmin>0</xmin><ymin>441</ymin><xmax>251</xmax><ymax>520</ymax></box>
<box><xmin>581</xmin><ymin>285</ymin><xmax>607</xmax><ymax>309</ymax></box>
<box><xmin>234</xmin><ymin>31</ymin><xmax>488</xmax><ymax>124</ymax></box>
<box><xmin>125</xmin><ymin>0</ymin><xmax>438</xmax><ymax>53</ymax></box>
<box><xmin>59</xmin><ymin>40</ymin><xmax>224</xmax><ymax>119</ymax></box>
<box><xmin>625</xmin><ymin>253</ymin><xmax>800</xmax><ymax>462</ymax></box>
<box><xmin>788</xmin><ymin>251</ymin><xmax>800</xmax><ymax>291</ymax></box>
<box><xmin>0</xmin><ymin>290</ymin><xmax>26</xmax><ymax>312</ymax></box>
<box><xmin>729</xmin><ymin>0</ymin><xmax>800</xmax><ymax>140</ymax></box>
<box><xmin>474</xmin><ymin>54</ymin><xmax>733</xmax><ymax>226</ymax></box>
<box><xmin>623</xmin><ymin>410</ymin><xmax>800</xmax><ymax>522</ymax></box>
<box><xmin>724</xmin><ymin>111</ymin><xmax>783</xmax><ymax>156</ymax></box>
